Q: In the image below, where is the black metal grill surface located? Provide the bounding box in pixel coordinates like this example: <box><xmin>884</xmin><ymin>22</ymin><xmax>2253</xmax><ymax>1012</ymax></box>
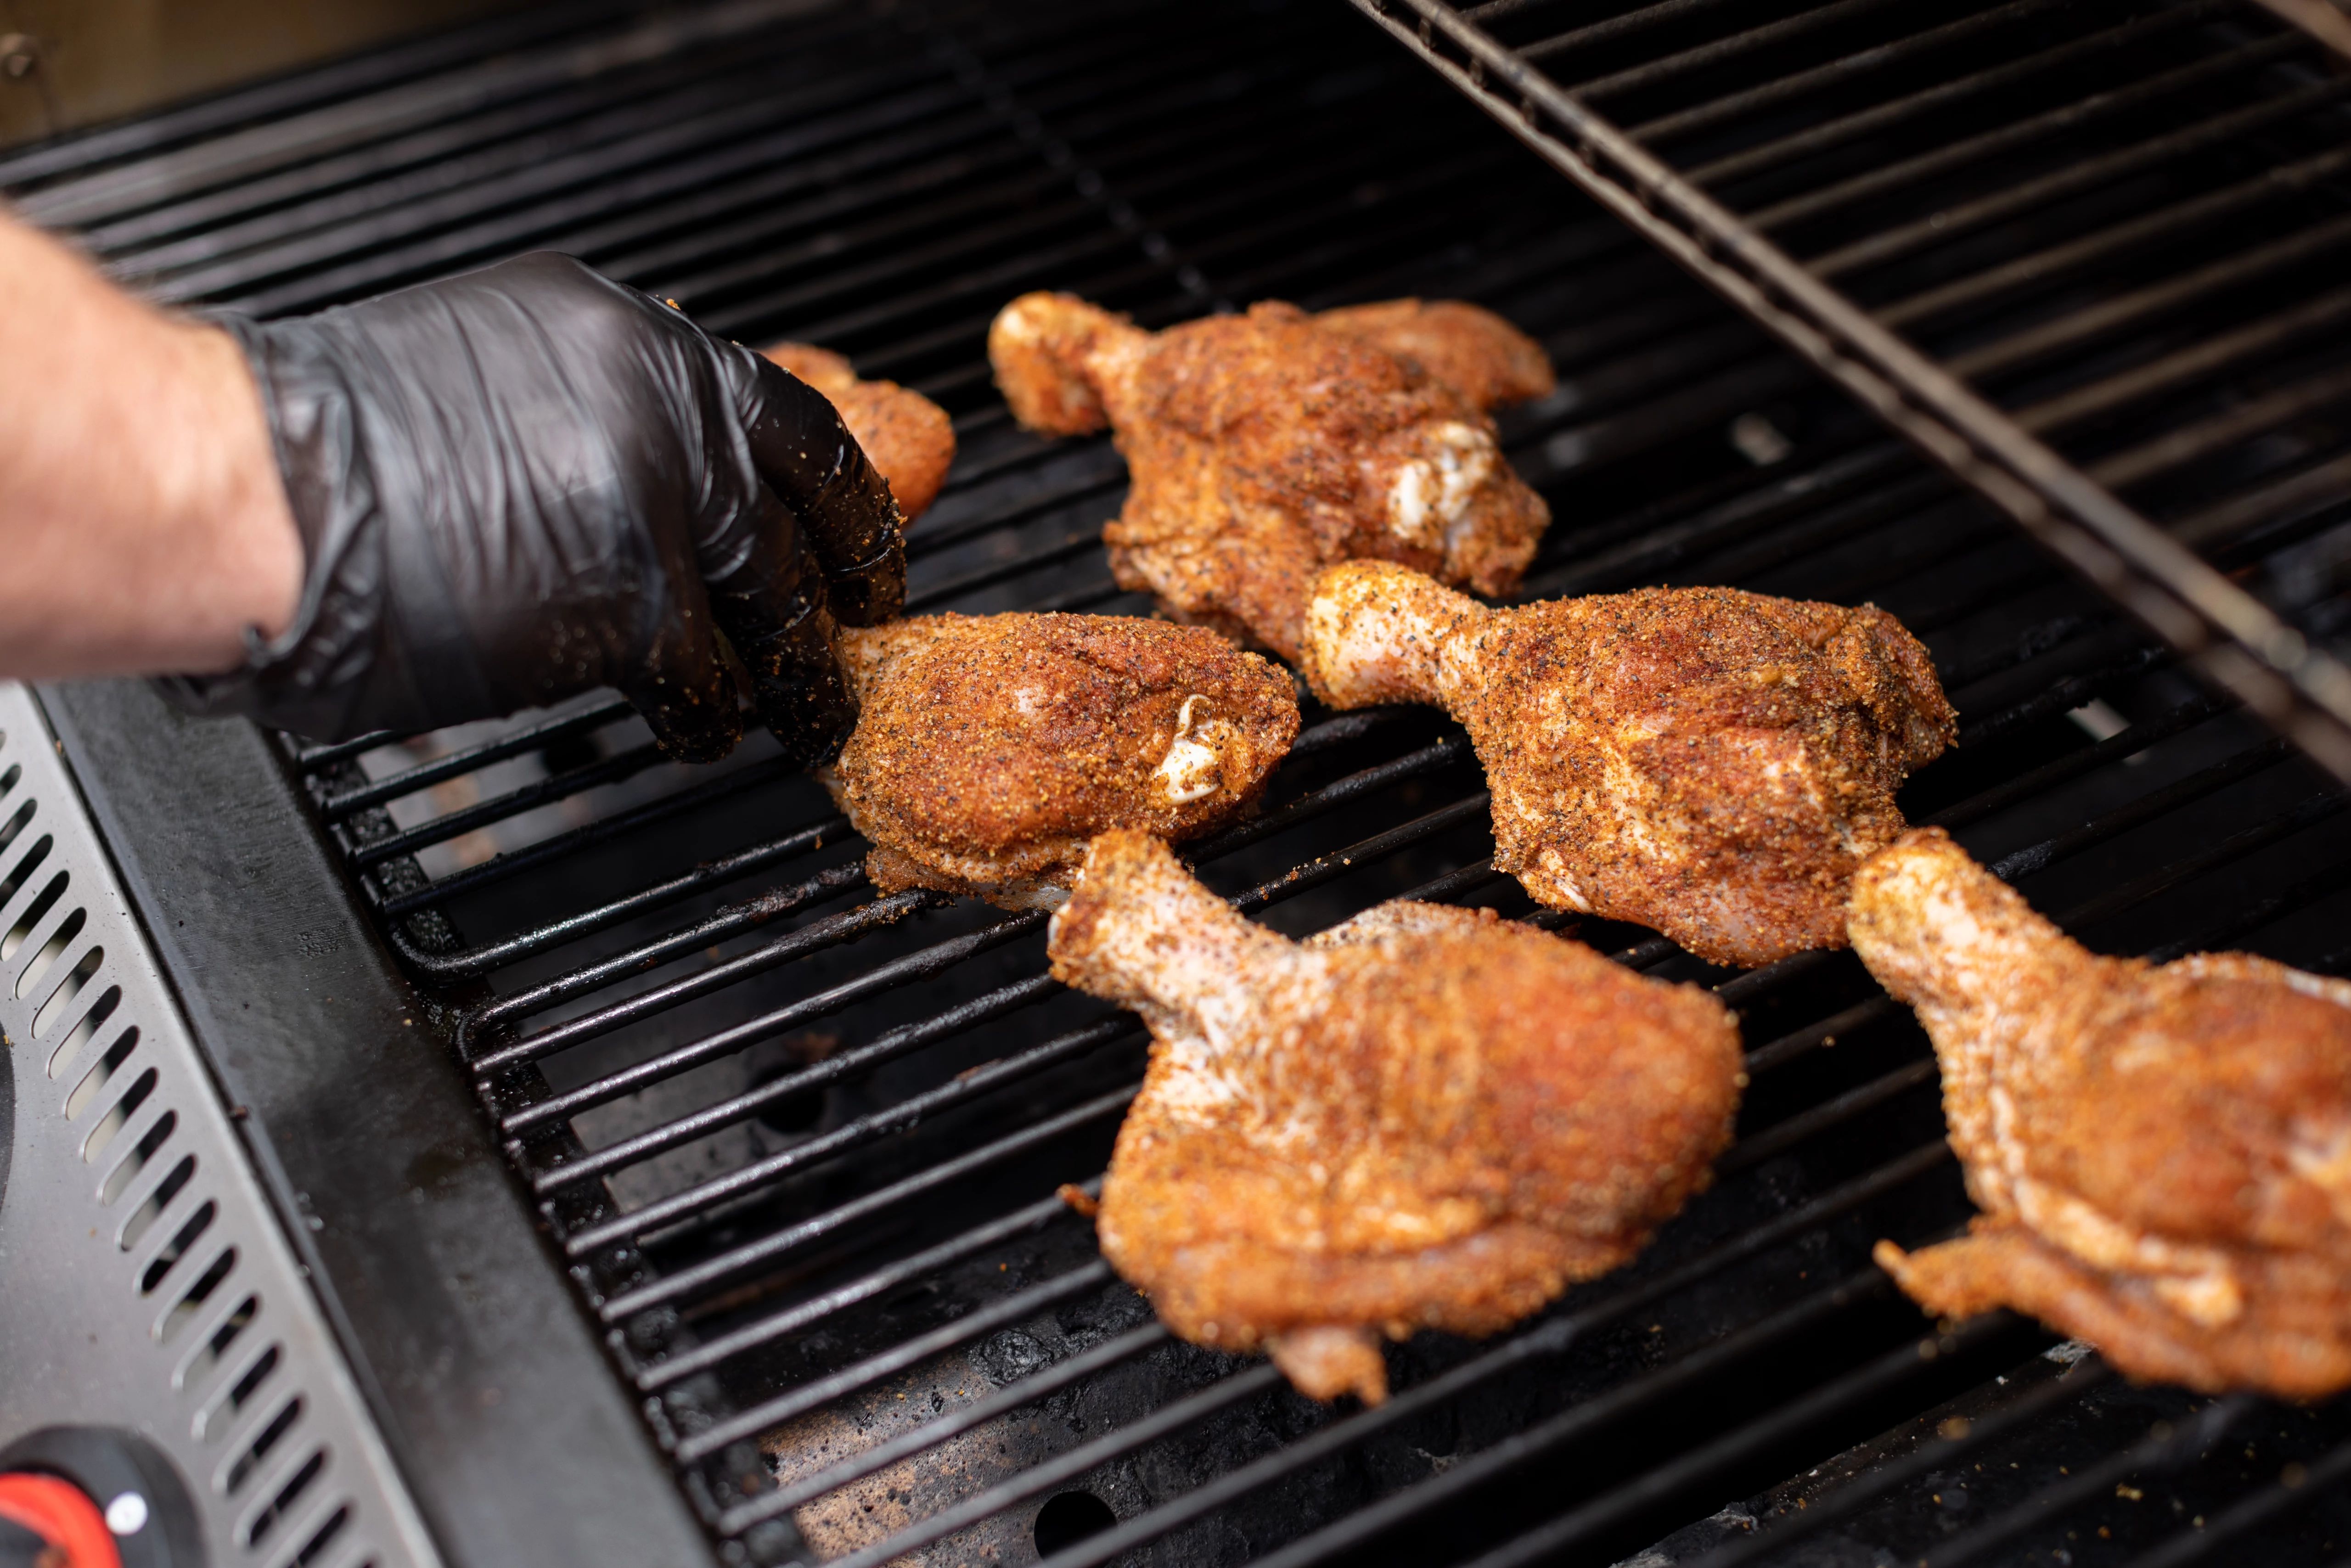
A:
<box><xmin>1354</xmin><ymin>0</ymin><xmax>2351</xmax><ymax>787</ymax></box>
<box><xmin>9</xmin><ymin>2</ymin><xmax>2351</xmax><ymax>1564</ymax></box>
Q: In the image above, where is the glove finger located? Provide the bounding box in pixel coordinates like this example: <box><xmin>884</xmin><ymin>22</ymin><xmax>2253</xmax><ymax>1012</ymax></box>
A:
<box><xmin>728</xmin><ymin>350</ymin><xmax>906</xmax><ymax>626</ymax></box>
<box><xmin>629</xmin><ymin>572</ymin><xmax>743</xmax><ymax>766</ymax></box>
<box><xmin>706</xmin><ymin>481</ymin><xmax>857</xmax><ymax>769</ymax></box>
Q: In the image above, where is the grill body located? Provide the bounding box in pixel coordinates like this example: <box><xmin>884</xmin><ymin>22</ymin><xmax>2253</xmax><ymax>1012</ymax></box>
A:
<box><xmin>2</xmin><ymin>3</ymin><xmax>2351</xmax><ymax>1567</ymax></box>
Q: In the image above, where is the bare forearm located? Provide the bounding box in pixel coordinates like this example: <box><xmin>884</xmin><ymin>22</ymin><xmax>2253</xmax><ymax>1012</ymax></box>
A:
<box><xmin>0</xmin><ymin>210</ymin><xmax>300</xmax><ymax>678</ymax></box>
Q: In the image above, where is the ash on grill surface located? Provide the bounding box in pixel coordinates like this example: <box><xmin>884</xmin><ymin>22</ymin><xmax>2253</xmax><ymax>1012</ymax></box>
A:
<box><xmin>12</xmin><ymin>0</ymin><xmax>2351</xmax><ymax>1563</ymax></box>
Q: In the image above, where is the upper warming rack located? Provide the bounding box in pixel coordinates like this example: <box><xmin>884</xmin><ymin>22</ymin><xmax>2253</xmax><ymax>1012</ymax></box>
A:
<box><xmin>1351</xmin><ymin>0</ymin><xmax>2351</xmax><ymax>781</ymax></box>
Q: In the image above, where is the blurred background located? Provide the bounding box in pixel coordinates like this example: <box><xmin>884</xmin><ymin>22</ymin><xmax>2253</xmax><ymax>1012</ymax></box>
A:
<box><xmin>0</xmin><ymin>0</ymin><xmax>527</xmax><ymax>147</ymax></box>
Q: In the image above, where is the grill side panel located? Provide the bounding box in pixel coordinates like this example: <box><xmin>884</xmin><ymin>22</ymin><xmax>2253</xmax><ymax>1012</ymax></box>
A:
<box><xmin>0</xmin><ymin>680</ymin><xmax>442</xmax><ymax>1568</ymax></box>
<box><xmin>35</xmin><ymin>678</ymin><xmax>720</xmax><ymax>1568</ymax></box>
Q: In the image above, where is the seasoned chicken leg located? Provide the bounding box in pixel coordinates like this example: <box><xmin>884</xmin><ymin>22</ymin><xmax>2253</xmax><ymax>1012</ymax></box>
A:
<box><xmin>1852</xmin><ymin>828</ymin><xmax>2351</xmax><ymax>1399</ymax></box>
<box><xmin>1048</xmin><ymin>831</ymin><xmax>1744</xmax><ymax>1403</ymax></box>
<box><xmin>1299</xmin><ymin>561</ymin><xmax>1956</xmax><ymax>967</ymax></box>
<box><xmin>823</xmin><ymin>615</ymin><xmax>1298</xmax><ymax>909</ymax></box>
<box><xmin>988</xmin><ymin>293</ymin><xmax>1552</xmax><ymax>662</ymax></box>
<box><xmin>761</xmin><ymin>343</ymin><xmax>956</xmax><ymax>520</ymax></box>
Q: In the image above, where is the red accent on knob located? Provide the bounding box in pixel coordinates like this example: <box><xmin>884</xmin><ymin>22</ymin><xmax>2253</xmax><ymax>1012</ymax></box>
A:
<box><xmin>0</xmin><ymin>1473</ymin><xmax>122</xmax><ymax>1568</ymax></box>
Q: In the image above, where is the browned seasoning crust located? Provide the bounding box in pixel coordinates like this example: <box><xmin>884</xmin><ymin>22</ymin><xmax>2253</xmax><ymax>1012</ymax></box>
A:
<box><xmin>987</xmin><ymin>293</ymin><xmax>1552</xmax><ymax>663</ymax></box>
<box><xmin>826</xmin><ymin>615</ymin><xmax>1299</xmax><ymax>909</ymax></box>
<box><xmin>1314</xmin><ymin>298</ymin><xmax>1557</xmax><ymax>413</ymax></box>
<box><xmin>1852</xmin><ymin>829</ymin><xmax>2351</xmax><ymax>1399</ymax></box>
<box><xmin>1300</xmin><ymin>561</ymin><xmax>1956</xmax><ymax>968</ymax></box>
<box><xmin>1047</xmin><ymin>831</ymin><xmax>1745</xmax><ymax>1404</ymax></box>
<box><xmin>760</xmin><ymin>342</ymin><xmax>957</xmax><ymax>521</ymax></box>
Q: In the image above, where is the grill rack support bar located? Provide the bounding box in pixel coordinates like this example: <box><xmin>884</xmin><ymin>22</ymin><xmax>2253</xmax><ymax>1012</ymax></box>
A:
<box><xmin>1348</xmin><ymin>0</ymin><xmax>2351</xmax><ymax>782</ymax></box>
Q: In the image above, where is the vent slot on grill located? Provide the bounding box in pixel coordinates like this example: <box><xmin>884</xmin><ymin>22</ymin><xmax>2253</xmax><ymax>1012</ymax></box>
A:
<box><xmin>50</xmin><ymin>989</ymin><xmax>124</xmax><ymax>1080</ymax></box>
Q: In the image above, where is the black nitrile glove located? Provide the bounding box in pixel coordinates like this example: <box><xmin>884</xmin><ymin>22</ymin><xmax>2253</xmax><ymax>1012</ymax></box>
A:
<box><xmin>159</xmin><ymin>252</ymin><xmax>905</xmax><ymax>766</ymax></box>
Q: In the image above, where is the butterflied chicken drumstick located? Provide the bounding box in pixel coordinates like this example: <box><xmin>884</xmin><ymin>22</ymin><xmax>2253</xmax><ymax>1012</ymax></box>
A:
<box><xmin>823</xmin><ymin>615</ymin><xmax>1298</xmax><ymax>909</ymax></box>
<box><xmin>1047</xmin><ymin>830</ymin><xmax>1744</xmax><ymax>1404</ymax></box>
<box><xmin>988</xmin><ymin>293</ymin><xmax>1553</xmax><ymax>662</ymax></box>
<box><xmin>1853</xmin><ymin>829</ymin><xmax>2351</xmax><ymax>1399</ymax></box>
<box><xmin>761</xmin><ymin>343</ymin><xmax>956</xmax><ymax>520</ymax></box>
<box><xmin>1299</xmin><ymin>561</ymin><xmax>1957</xmax><ymax>968</ymax></box>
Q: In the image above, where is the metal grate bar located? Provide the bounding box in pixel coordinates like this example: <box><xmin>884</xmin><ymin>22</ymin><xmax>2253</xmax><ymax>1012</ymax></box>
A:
<box><xmin>1562</xmin><ymin>0</ymin><xmax>1915</xmax><ymax>101</ymax></box>
<box><xmin>1688</xmin><ymin>1358</ymin><xmax>2123</xmax><ymax>1568</ymax></box>
<box><xmin>562</xmin><ymin>1014</ymin><xmax>1140</xmax><ymax>1259</ymax></box>
<box><xmin>1874</xmin><ymin>146</ymin><xmax>2351</xmax><ymax>332</ymax></box>
<box><xmin>634</xmin><ymin>1182</ymin><xmax>1111</xmax><ymax>1393</ymax></box>
<box><xmin>1691</xmin><ymin>3</ymin><xmax>2248</xmax><ymax>191</ymax></box>
<box><xmin>1715</xmin><ymin>1059</ymin><xmax>1940</xmax><ymax>1178</ymax></box>
<box><xmin>1358</xmin><ymin>0</ymin><xmax>2351</xmax><ymax>778</ymax></box>
<box><xmin>1747</xmin><ymin>33</ymin><xmax>2305</xmax><ymax>234</ymax></box>
<box><xmin>344</xmin><ymin>739</ymin><xmax>669</xmax><ymax>869</ymax></box>
<box><xmin>2015</xmin><ymin>283</ymin><xmax>2351</xmax><ymax>439</ymax></box>
<box><xmin>1461</xmin><ymin>1314</ymin><xmax>2025</xmax><ymax>1568</ymax></box>
<box><xmin>1946</xmin><ymin>210</ymin><xmax>2351</xmax><ymax>385</ymax></box>
<box><xmin>464</xmin><ymin>887</ymin><xmax>938</xmax><ymax>1067</ymax></box>
<box><xmin>1813</xmin><ymin>81</ymin><xmax>2351</xmax><ymax>281</ymax></box>
<box><xmin>1925</xmin><ymin>1395</ymin><xmax>2259</xmax><ymax>1567</ymax></box>
<box><xmin>556</xmin><ymin>792</ymin><xmax>1499</xmax><ymax>1255</ymax></box>
<box><xmin>315</xmin><ymin>699</ymin><xmax>634</xmax><ymax>821</ymax></box>
<box><xmin>1247</xmin><ymin>1268</ymin><xmax>1906</xmax><ymax>1568</ymax></box>
<box><xmin>372</xmin><ymin>757</ymin><xmax>804</xmax><ymax>921</ymax></box>
<box><xmin>815</xmin><ymin>1365</ymin><xmax>1294</xmax><ymax>1567</ymax></box>
<box><xmin>672</xmin><ymin>1261</ymin><xmax>1121</xmax><ymax>1462</ymax></box>
<box><xmin>542</xmin><ymin>974</ymin><xmax>1073</xmax><ymax>1199</ymax></box>
<box><xmin>2089</xmin><ymin>362</ymin><xmax>2351</xmax><ymax>493</ymax></box>
<box><xmin>478</xmin><ymin>729</ymin><xmax>1474</xmax><ymax>1099</ymax></box>
<box><xmin>1509</xmin><ymin>0</ymin><xmax>1757</xmax><ymax>63</ymax></box>
<box><xmin>1016</xmin><ymin>1141</ymin><xmax>1960</xmax><ymax>1568</ymax></box>
<box><xmin>2120</xmin><ymin>1433</ymin><xmax>2351</xmax><ymax>1568</ymax></box>
<box><xmin>1627</xmin><ymin>0</ymin><xmax>2086</xmax><ymax>147</ymax></box>
<box><xmin>755</xmin><ymin>1323</ymin><xmax>1170</xmax><ymax>1523</ymax></box>
<box><xmin>598</xmin><ymin>1092</ymin><xmax>1131</xmax><ymax>1322</ymax></box>
<box><xmin>391</xmin><ymin>811</ymin><xmax>850</xmax><ymax>977</ymax></box>
<box><xmin>2174</xmin><ymin>448</ymin><xmax>2351</xmax><ymax>550</ymax></box>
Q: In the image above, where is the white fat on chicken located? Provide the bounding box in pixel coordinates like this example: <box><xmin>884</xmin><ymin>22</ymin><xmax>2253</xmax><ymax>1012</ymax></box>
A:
<box><xmin>1383</xmin><ymin>422</ymin><xmax>1500</xmax><ymax>556</ymax></box>
<box><xmin>1155</xmin><ymin>695</ymin><xmax>1238</xmax><ymax>804</ymax></box>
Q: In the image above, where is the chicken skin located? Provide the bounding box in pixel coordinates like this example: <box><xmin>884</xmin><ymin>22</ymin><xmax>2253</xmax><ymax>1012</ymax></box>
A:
<box><xmin>761</xmin><ymin>342</ymin><xmax>956</xmax><ymax>520</ymax></box>
<box><xmin>823</xmin><ymin>616</ymin><xmax>1298</xmax><ymax>909</ymax></box>
<box><xmin>1852</xmin><ymin>829</ymin><xmax>2351</xmax><ymax>1399</ymax></box>
<box><xmin>1299</xmin><ymin>562</ymin><xmax>1956</xmax><ymax>968</ymax></box>
<box><xmin>987</xmin><ymin>293</ymin><xmax>1553</xmax><ymax>662</ymax></box>
<box><xmin>1047</xmin><ymin>830</ymin><xmax>1744</xmax><ymax>1404</ymax></box>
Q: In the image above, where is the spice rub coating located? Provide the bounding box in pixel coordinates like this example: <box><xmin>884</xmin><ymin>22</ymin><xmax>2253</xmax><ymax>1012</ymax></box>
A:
<box><xmin>1852</xmin><ymin>828</ymin><xmax>2351</xmax><ymax>1399</ymax></box>
<box><xmin>1300</xmin><ymin>561</ymin><xmax>1956</xmax><ymax>967</ymax></box>
<box><xmin>761</xmin><ymin>342</ymin><xmax>956</xmax><ymax>520</ymax></box>
<box><xmin>987</xmin><ymin>293</ymin><xmax>1552</xmax><ymax>662</ymax></box>
<box><xmin>1047</xmin><ymin>831</ymin><xmax>1744</xmax><ymax>1404</ymax></box>
<box><xmin>826</xmin><ymin>615</ymin><xmax>1298</xmax><ymax>909</ymax></box>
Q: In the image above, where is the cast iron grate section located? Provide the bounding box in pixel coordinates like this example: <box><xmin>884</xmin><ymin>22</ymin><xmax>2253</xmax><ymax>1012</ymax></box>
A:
<box><xmin>12</xmin><ymin>1</ymin><xmax>2351</xmax><ymax>1564</ymax></box>
<box><xmin>1349</xmin><ymin>0</ymin><xmax>2351</xmax><ymax>787</ymax></box>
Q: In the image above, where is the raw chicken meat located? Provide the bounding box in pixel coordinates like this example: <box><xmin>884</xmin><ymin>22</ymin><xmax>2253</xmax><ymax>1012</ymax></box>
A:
<box><xmin>823</xmin><ymin>615</ymin><xmax>1297</xmax><ymax>909</ymax></box>
<box><xmin>1048</xmin><ymin>830</ymin><xmax>1744</xmax><ymax>1403</ymax></box>
<box><xmin>1300</xmin><ymin>561</ymin><xmax>1955</xmax><ymax>967</ymax></box>
<box><xmin>987</xmin><ymin>293</ymin><xmax>1552</xmax><ymax>661</ymax></box>
<box><xmin>761</xmin><ymin>342</ymin><xmax>956</xmax><ymax>520</ymax></box>
<box><xmin>1853</xmin><ymin>828</ymin><xmax>2351</xmax><ymax>1398</ymax></box>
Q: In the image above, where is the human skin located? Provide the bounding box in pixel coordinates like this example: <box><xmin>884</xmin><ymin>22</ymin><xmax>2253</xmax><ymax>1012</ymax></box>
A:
<box><xmin>0</xmin><ymin>208</ymin><xmax>302</xmax><ymax>678</ymax></box>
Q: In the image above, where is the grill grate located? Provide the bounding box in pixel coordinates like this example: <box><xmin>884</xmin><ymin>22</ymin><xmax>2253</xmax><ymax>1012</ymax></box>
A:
<box><xmin>1352</xmin><ymin>0</ymin><xmax>2351</xmax><ymax>786</ymax></box>
<box><xmin>11</xmin><ymin>1</ymin><xmax>2351</xmax><ymax>1563</ymax></box>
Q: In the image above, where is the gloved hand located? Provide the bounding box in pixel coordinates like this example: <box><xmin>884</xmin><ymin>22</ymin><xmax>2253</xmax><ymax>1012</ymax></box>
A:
<box><xmin>158</xmin><ymin>252</ymin><xmax>905</xmax><ymax>766</ymax></box>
